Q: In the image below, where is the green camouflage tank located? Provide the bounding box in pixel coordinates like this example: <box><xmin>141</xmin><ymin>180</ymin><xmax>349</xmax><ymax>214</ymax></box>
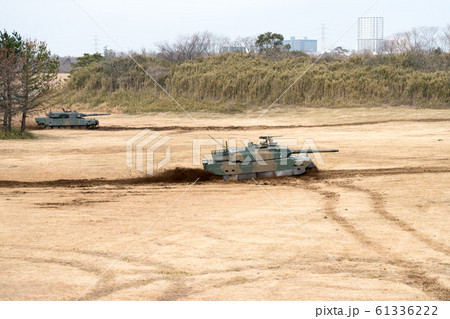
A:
<box><xmin>202</xmin><ymin>136</ymin><xmax>338</xmax><ymax>180</ymax></box>
<box><xmin>35</xmin><ymin>108</ymin><xmax>110</xmax><ymax>129</ymax></box>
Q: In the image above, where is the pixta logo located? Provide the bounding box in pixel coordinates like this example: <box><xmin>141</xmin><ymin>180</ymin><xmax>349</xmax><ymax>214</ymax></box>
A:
<box><xmin>126</xmin><ymin>129</ymin><xmax>171</xmax><ymax>175</ymax></box>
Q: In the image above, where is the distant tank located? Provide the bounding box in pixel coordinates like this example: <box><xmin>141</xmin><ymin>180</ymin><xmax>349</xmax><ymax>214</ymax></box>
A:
<box><xmin>35</xmin><ymin>108</ymin><xmax>110</xmax><ymax>129</ymax></box>
<box><xmin>202</xmin><ymin>136</ymin><xmax>338</xmax><ymax>180</ymax></box>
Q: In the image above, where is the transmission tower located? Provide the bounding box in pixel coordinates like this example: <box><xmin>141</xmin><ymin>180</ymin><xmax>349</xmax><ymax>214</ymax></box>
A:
<box><xmin>321</xmin><ymin>24</ymin><xmax>327</xmax><ymax>53</ymax></box>
<box><xmin>94</xmin><ymin>35</ymin><xmax>98</xmax><ymax>53</ymax></box>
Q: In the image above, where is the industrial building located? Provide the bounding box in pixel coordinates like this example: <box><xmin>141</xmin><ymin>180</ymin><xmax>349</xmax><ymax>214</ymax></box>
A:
<box><xmin>283</xmin><ymin>36</ymin><xmax>317</xmax><ymax>53</ymax></box>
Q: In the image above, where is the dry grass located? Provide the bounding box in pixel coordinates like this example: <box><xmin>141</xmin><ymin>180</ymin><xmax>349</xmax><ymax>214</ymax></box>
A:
<box><xmin>58</xmin><ymin>52</ymin><xmax>450</xmax><ymax>113</ymax></box>
<box><xmin>0</xmin><ymin>107</ymin><xmax>449</xmax><ymax>300</ymax></box>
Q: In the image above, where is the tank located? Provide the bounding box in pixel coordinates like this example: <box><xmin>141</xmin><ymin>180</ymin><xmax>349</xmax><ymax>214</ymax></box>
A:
<box><xmin>35</xmin><ymin>108</ymin><xmax>110</xmax><ymax>129</ymax></box>
<box><xmin>202</xmin><ymin>136</ymin><xmax>338</xmax><ymax>180</ymax></box>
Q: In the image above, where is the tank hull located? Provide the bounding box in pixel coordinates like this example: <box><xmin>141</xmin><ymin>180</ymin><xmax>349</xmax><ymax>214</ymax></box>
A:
<box><xmin>204</xmin><ymin>155</ymin><xmax>313</xmax><ymax>180</ymax></box>
<box><xmin>35</xmin><ymin>117</ymin><xmax>99</xmax><ymax>129</ymax></box>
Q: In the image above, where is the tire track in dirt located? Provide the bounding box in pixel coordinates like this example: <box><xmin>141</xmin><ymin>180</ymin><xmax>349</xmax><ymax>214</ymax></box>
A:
<box><xmin>302</xmin><ymin>166</ymin><xmax>450</xmax><ymax>181</ymax></box>
<box><xmin>308</xmin><ymin>185</ymin><xmax>450</xmax><ymax>300</ymax></box>
<box><xmin>157</xmin><ymin>277</ymin><xmax>191</xmax><ymax>301</ymax></box>
<box><xmin>79</xmin><ymin>277</ymin><xmax>158</xmax><ymax>301</ymax></box>
<box><xmin>79</xmin><ymin>265</ymin><xmax>192</xmax><ymax>301</ymax></box>
<box><xmin>337</xmin><ymin>183</ymin><xmax>450</xmax><ymax>256</ymax></box>
<box><xmin>2</xmin><ymin>244</ymin><xmax>159</xmax><ymax>268</ymax></box>
<box><xmin>240</xmin><ymin>166</ymin><xmax>450</xmax><ymax>187</ymax></box>
<box><xmin>1</xmin><ymin>166</ymin><xmax>449</xmax><ymax>188</ymax></box>
<box><xmin>92</xmin><ymin>118</ymin><xmax>450</xmax><ymax>132</ymax></box>
<box><xmin>1</xmin><ymin>245</ymin><xmax>271</xmax><ymax>300</ymax></box>
<box><xmin>2</xmin><ymin>244</ymin><xmax>193</xmax><ymax>300</ymax></box>
<box><xmin>1</xmin><ymin>256</ymin><xmax>104</xmax><ymax>275</ymax></box>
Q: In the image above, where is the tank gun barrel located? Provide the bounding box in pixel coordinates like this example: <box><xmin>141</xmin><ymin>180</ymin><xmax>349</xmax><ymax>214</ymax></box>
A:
<box><xmin>83</xmin><ymin>113</ymin><xmax>111</xmax><ymax>117</ymax></box>
<box><xmin>292</xmin><ymin>149</ymin><xmax>339</xmax><ymax>154</ymax></box>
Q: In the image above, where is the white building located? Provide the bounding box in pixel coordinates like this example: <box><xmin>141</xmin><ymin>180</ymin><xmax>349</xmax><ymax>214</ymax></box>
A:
<box><xmin>357</xmin><ymin>16</ymin><xmax>384</xmax><ymax>53</ymax></box>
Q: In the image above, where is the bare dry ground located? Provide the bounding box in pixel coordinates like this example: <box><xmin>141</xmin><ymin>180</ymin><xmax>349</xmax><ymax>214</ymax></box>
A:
<box><xmin>0</xmin><ymin>107</ymin><xmax>449</xmax><ymax>300</ymax></box>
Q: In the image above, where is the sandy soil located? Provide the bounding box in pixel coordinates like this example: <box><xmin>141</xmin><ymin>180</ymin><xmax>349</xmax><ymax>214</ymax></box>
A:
<box><xmin>0</xmin><ymin>107</ymin><xmax>449</xmax><ymax>300</ymax></box>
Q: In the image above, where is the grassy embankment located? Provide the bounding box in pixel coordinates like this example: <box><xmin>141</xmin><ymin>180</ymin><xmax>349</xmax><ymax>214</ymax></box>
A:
<box><xmin>58</xmin><ymin>52</ymin><xmax>450</xmax><ymax>113</ymax></box>
<box><xmin>0</xmin><ymin>128</ymin><xmax>35</xmax><ymax>140</ymax></box>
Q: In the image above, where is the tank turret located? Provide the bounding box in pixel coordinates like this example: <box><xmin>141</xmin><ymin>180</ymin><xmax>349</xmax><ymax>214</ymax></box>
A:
<box><xmin>202</xmin><ymin>136</ymin><xmax>338</xmax><ymax>180</ymax></box>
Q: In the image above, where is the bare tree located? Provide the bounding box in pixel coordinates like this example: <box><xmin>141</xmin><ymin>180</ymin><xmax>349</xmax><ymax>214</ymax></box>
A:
<box><xmin>156</xmin><ymin>32</ymin><xmax>259</xmax><ymax>58</ymax></box>
<box><xmin>17</xmin><ymin>39</ymin><xmax>60</xmax><ymax>132</ymax></box>
<box><xmin>419</xmin><ymin>26</ymin><xmax>440</xmax><ymax>52</ymax></box>
<box><xmin>381</xmin><ymin>38</ymin><xmax>398</xmax><ymax>54</ymax></box>
<box><xmin>389</xmin><ymin>28</ymin><xmax>427</xmax><ymax>53</ymax></box>
<box><xmin>156</xmin><ymin>31</ymin><xmax>214</xmax><ymax>62</ymax></box>
<box><xmin>403</xmin><ymin>29</ymin><xmax>423</xmax><ymax>53</ymax></box>
<box><xmin>210</xmin><ymin>34</ymin><xmax>231</xmax><ymax>54</ymax></box>
<box><xmin>0</xmin><ymin>30</ymin><xmax>23</xmax><ymax>131</ymax></box>
<box><xmin>0</xmin><ymin>47</ymin><xmax>20</xmax><ymax>131</ymax></box>
<box><xmin>0</xmin><ymin>31</ymin><xmax>59</xmax><ymax>132</ymax></box>
<box><xmin>386</xmin><ymin>26</ymin><xmax>443</xmax><ymax>54</ymax></box>
<box><xmin>231</xmin><ymin>36</ymin><xmax>257</xmax><ymax>53</ymax></box>
<box><xmin>441</xmin><ymin>25</ymin><xmax>450</xmax><ymax>52</ymax></box>
<box><xmin>389</xmin><ymin>32</ymin><xmax>410</xmax><ymax>53</ymax></box>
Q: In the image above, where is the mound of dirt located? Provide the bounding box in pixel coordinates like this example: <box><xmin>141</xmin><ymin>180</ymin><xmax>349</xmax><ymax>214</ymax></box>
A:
<box><xmin>0</xmin><ymin>167</ymin><xmax>220</xmax><ymax>188</ymax></box>
<box><xmin>128</xmin><ymin>167</ymin><xmax>220</xmax><ymax>184</ymax></box>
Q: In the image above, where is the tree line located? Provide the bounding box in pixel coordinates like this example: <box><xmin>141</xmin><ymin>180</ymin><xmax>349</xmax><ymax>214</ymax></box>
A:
<box><xmin>382</xmin><ymin>26</ymin><xmax>450</xmax><ymax>54</ymax></box>
<box><xmin>0</xmin><ymin>30</ymin><xmax>59</xmax><ymax>133</ymax></box>
<box><xmin>68</xmin><ymin>25</ymin><xmax>450</xmax><ymax>70</ymax></box>
<box><xmin>59</xmin><ymin>49</ymin><xmax>449</xmax><ymax>114</ymax></box>
<box><xmin>153</xmin><ymin>26</ymin><xmax>450</xmax><ymax>63</ymax></box>
<box><xmin>154</xmin><ymin>31</ymin><xmax>307</xmax><ymax>62</ymax></box>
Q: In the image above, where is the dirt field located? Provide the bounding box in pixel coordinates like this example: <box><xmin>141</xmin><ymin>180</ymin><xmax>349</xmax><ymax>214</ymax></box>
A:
<box><xmin>0</xmin><ymin>107</ymin><xmax>449</xmax><ymax>300</ymax></box>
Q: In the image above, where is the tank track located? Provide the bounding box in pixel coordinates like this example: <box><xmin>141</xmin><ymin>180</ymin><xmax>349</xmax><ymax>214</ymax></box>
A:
<box><xmin>222</xmin><ymin>162</ymin><xmax>316</xmax><ymax>181</ymax></box>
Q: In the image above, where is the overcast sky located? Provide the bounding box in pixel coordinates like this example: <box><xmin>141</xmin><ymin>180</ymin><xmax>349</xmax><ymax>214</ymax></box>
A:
<box><xmin>3</xmin><ymin>0</ymin><xmax>449</xmax><ymax>56</ymax></box>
